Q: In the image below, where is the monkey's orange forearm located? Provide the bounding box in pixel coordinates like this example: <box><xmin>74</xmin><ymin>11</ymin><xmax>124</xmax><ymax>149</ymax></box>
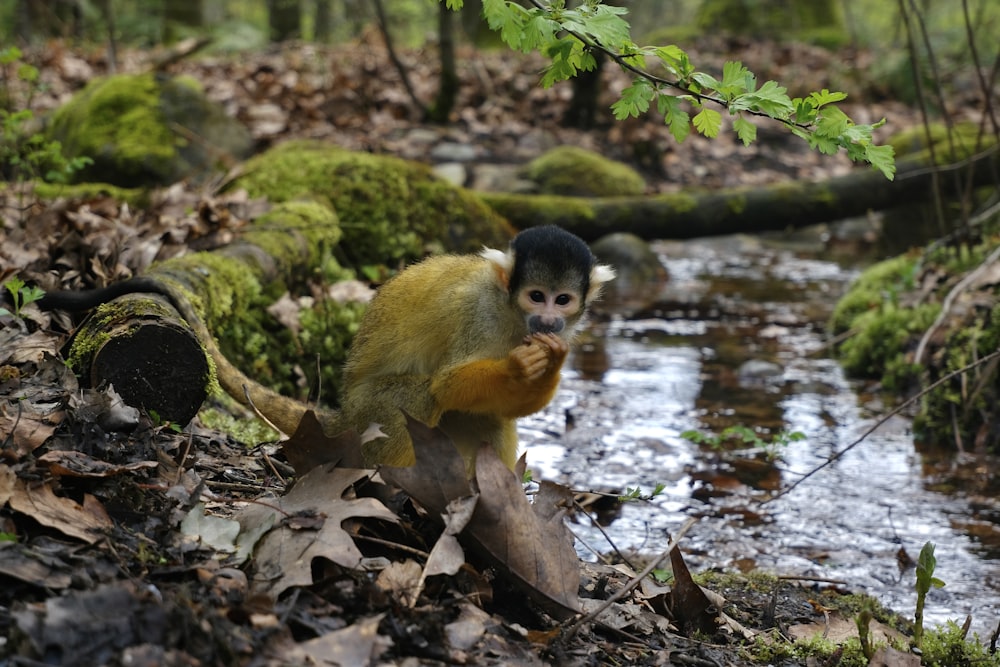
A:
<box><xmin>430</xmin><ymin>356</ymin><xmax>563</xmax><ymax>419</ymax></box>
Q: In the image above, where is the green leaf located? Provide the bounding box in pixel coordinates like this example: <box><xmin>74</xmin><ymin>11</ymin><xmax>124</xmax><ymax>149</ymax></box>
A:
<box><xmin>612</xmin><ymin>78</ymin><xmax>654</xmax><ymax>120</ymax></box>
<box><xmin>866</xmin><ymin>143</ymin><xmax>897</xmax><ymax>180</ymax></box>
<box><xmin>816</xmin><ymin>106</ymin><xmax>850</xmax><ymax>138</ymax></box>
<box><xmin>807</xmin><ymin>88</ymin><xmax>848</xmax><ymax>108</ymax></box>
<box><xmin>483</xmin><ymin>0</ymin><xmax>529</xmax><ymax>49</ymax></box>
<box><xmin>793</xmin><ymin>98</ymin><xmax>817</xmax><ymax>124</ymax></box>
<box><xmin>693</xmin><ymin>108</ymin><xmax>722</xmax><ymax>138</ymax></box>
<box><xmin>718</xmin><ymin>61</ymin><xmax>754</xmax><ymax>98</ymax></box>
<box><xmin>523</xmin><ymin>14</ymin><xmax>558</xmax><ymax>50</ymax></box>
<box><xmin>657</xmin><ymin>94</ymin><xmax>691</xmax><ymax>143</ymax></box>
<box><xmin>651</xmin><ymin>45</ymin><xmax>693</xmax><ymax>79</ymax></box>
<box><xmin>733</xmin><ymin>116</ymin><xmax>756</xmax><ymax>146</ymax></box>
<box><xmin>541</xmin><ymin>38</ymin><xmax>579</xmax><ymax>87</ymax></box>
<box><xmin>564</xmin><ymin>3</ymin><xmax>632</xmax><ymax>49</ymax></box>
<box><xmin>444</xmin><ymin>0</ymin><xmax>463</xmax><ymax>9</ymax></box>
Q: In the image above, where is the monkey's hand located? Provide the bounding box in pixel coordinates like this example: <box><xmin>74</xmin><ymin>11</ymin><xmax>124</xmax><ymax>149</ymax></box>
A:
<box><xmin>514</xmin><ymin>333</ymin><xmax>568</xmax><ymax>381</ymax></box>
<box><xmin>430</xmin><ymin>333</ymin><xmax>569</xmax><ymax>420</ymax></box>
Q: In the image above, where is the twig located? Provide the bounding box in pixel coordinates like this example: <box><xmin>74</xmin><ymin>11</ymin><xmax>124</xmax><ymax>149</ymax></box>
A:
<box><xmin>561</xmin><ymin>516</ymin><xmax>698</xmax><ymax>638</ymax></box>
<box><xmin>764</xmin><ymin>348</ymin><xmax>1000</xmax><ymax>503</ymax></box>
<box><xmin>914</xmin><ymin>241</ymin><xmax>1000</xmax><ymax>364</ymax></box>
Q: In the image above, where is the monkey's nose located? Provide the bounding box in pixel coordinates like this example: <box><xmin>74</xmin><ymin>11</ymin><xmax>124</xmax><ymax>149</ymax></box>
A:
<box><xmin>530</xmin><ymin>317</ymin><xmax>565</xmax><ymax>334</ymax></box>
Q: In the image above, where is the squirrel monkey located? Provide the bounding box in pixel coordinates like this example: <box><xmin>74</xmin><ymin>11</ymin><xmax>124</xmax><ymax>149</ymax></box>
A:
<box><xmin>38</xmin><ymin>225</ymin><xmax>614</xmax><ymax>472</ymax></box>
<box><xmin>342</xmin><ymin>224</ymin><xmax>615</xmax><ymax>470</ymax></box>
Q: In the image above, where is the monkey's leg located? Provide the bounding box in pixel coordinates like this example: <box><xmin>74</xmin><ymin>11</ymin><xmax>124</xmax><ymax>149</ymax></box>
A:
<box><xmin>342</xmin><ymin>375</ymin><xmax>437</xmax><ymax>467</ymax></box>
<box><xmin>438</xmin><ymin>412</ymin><xmax>519</xmax><ymax>471</ymax></box>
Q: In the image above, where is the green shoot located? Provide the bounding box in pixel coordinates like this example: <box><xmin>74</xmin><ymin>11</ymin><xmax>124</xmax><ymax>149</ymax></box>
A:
<box><xmin>1</xmin><ymin>277</ymin><xmax>45</xmax><ymax>318</ymax></box>
<box><xmin>913</xmin><ymin>541</ymin><xmax>945</xmax><ymax>649</ymax></box>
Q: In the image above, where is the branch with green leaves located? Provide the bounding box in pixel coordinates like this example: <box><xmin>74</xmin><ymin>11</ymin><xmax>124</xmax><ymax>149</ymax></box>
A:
<box><xmin>443</xmin><ymin>0</ymin><xmax>896</xmax><ymax>180</ymax></box>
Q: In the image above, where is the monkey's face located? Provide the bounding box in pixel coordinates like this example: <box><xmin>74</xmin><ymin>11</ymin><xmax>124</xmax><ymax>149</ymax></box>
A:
<box><xmin>516</xmin><ymin>285</ymin><xmax>583</xmax><ymax>335</ymax></box>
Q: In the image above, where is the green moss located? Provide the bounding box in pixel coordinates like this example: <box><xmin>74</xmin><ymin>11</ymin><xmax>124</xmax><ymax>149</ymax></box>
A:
<box><xmin>232</xmin><ymin>140</ymin><xmax>513</xmax><ymax>268</ymax></box>
<box><xmin>48</xmin><ymin>73</ymin><xmax>178</xmax><ymax>187</ymax></box>
<box><xmin>829</xmin><ymin>254</ymin><xmax>919</xmax><ymax>334</ymax></box>
<box><xmin>916</xmin><ymin>305</ymin><xmax>1000</xmax><ymax>448</ymax></box>
<box><xmin>838</xmin><ymin>302</ymin><xmax>939</xmax><ymax>385</ymax></box>
<box><xmin>197</xmin><ymin>405</ymin><xmax>280</xmax><ymax>445</ymax></box>
<box><xmin>243</xmin><ymin>199</ymin><xmax>342</xmax><ymax>274</ymax></box>
<box><xmin>479</xmin><ymin>192</ymin><xmax>598</xmax><ymax>228</ymax></box>
<box><xmin>33</xmin><ymin>181</ymin><xmax>149</xmax><ymax>207</ymax></box>
<box><xmin>521</xmin><ymin>145</ymin><xmax>646</xmax><ymax>197</ymax></box>
<box><xmin>746</xmin><ymin>634</ymin><xmax>869</xmax><ymax>666</ymax></box>
<box><xmin>918</xmin><ymin>620</ymin><xmax>1000</xmax><ymax>667</ymax></box>
<box><xmin>47</xmin><ymin>73</ymin><xmax>253</xmax><ymax>188</ymax></box>
<box><xmin>888</xmin><ymin>122</ymin><xmax>984</xmax><ymax>162</ymax></box>
<box><xmin>696</xmin><ymin>0</ymin><xmax>844</xmax><ymax>40</ymax></box>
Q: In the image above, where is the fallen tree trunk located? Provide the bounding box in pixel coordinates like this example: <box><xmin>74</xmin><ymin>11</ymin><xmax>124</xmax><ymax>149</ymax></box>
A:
<box><xmin>58</xmin><ymin>199</ymin><xmax>345</xmax><ymax>426</ymax></box>
<box><xmin>480</xmin><ymin>146</ymin><xmax>1000</xmax><ymax>241</ymax></box>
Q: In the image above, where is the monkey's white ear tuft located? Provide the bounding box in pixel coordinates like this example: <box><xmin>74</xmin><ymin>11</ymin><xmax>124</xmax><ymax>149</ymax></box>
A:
<box><xmin>586</xmin><ymin>263</ymin><xmax>616</xmax><ymax>302</ymax></box>
<box><xmin>593</xmin><ymin>263</ymin><xmax>616</xmax><ymax>284</ymax></box>
<box><xmin>480</xmin><ymin>246</ymin><xmax>514</xmax><ymax>273</ymax></box>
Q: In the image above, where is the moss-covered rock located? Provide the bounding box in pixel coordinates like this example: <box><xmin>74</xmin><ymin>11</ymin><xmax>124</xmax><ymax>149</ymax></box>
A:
<box><xmin>696</xmin><ymin>0</ymin><xmax>846</xmax><ymax>43</ymax></box>
<box><xmin>521</xmin><ymin>145</ymin><xmax>646</xmax><ymax>197</ymax></box>
<box><xmin>47</xmin><ymin>73</ymin><xmax>254</xmax><ymax>187</ymax></box>
<box><xmin>831</xmin><ymin>233</ymin><xmax>1000</xmax><ymax>451</ymax></box>
<box><xmin>231</xmin><ymin>140</ymin><xmax>515</xmax><ymax>268</ymax></box>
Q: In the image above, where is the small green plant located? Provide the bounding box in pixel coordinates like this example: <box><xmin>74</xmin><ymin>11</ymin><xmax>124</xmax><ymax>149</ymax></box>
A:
<box><xmin>619</xmin><ymin>483</ymin><xmax>665</xmax><ymax>502</ymax></box>
<box><xmin>0</xmin><ymin>46</ymin><xmax>92</xmax><ymax>185</ymax></box>
<box><xmin>913</xmin><ymin>541</ymin><xmax>945</xmax><ymax>649</ymax></box>
<box><xmin>682</xmin><ymin>426</ymin><xmax>805</xmax><ymax>462</ymax></box>
<box><xmin>1</xmin><ymin>277</ymin><xmax>45</xmax><ymax>318</ymax></box>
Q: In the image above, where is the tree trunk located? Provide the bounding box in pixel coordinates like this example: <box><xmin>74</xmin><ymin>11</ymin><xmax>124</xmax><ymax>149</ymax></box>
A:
<box><xmin>427</xmin><ymin>2</ymin><xmax>458</xmax><ymax>124</ymax></box>
<box><xmin>268</xmin><ymin>0</ymin><xmax>301</xmax><ymax>42</ymax></box>
<box><xmin>480</xmin><ymin>148</ymin><xmax>1000</xmax><ymax>242</ymax></box>
<box><xmin>314</xmin><ymin>0</ymin><xmax>332</xmax><ymax>42</ymax></box>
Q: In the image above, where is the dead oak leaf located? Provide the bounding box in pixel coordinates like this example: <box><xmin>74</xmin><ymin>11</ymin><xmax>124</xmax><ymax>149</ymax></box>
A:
<box><xmin>7</xmin><ymin>478</ymin><xmax>111</xmax><ymax>544</ymax></box>
<box><xmin>384</xmin><ymin>419</ymin><xmax>581</xmax><ymax>620</ymax></box>
<box><xmin>470</xmin><ymin>444</ymin><xmax>582</xmax><ymax>620</ymax></box>
<box><xmin>236</xmin><ymin>465</ymin><xmax>397</xmax><ymax>599</ymax></box>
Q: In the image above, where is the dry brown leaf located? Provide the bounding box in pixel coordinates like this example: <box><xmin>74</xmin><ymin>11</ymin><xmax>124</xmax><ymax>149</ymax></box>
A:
<box><xmin>868</xmin><ymin>646</ymin><xmax>921</xmax><ymax>667</ymax></box>
<box><xmin>470</xmin><ymin>444</ymin><xmax>581</xmax><ymax>620</ymax></box>
<box><xmin>422</xmin><ymin>494</ymin><xmax>477</xmax><ymax>579</ymax></box>
<box><xmin>7</xmin><ymin>479</ymin><xmax>111</xmax><ymax>544</ymax></box>
<box><xmin>0</xmin><ymin>329</ymin><xmax>60</xmax><ymax>365</ymax></box>
<box><xmin>280</xmin><ymin>409</ymin><xmax>365</xmax><ymax>475</ymax></box>
<box><xmin>375</xmin><ymin>559</ymin><xmax>423</xmax><ymax>607</ymax></box>
<box><xmin>0</xmin><ymin>401</ymin><xmax>60</xmax><ymax>459</ymax></box>
<box><xmin>0</xmin><ymin>464</ymin><xmax>14</xmax><ymax>505</ymax></box>
<box><xmin>669</xmin><ymin>539</ymin><xmax>716</xmax><ymax>636</ymax></box>
<box><xmin>236</xmin><ymin>464</ymin><xmax>397</xmax><ymax>598</ymax></box>
<box><xmin>274</xmin><ymin>614</ymin><xmax>390</xmax><ymax>666</ymax></box>
<box><xmin>384</xmin><ymin>419</ymin><xmax>580</xmax><ymax>619</ymax></box>
<box><xmin>380</xmin><ymin>415</ymin><xmax>474</xmax><ymax>516</ymax></box>
<box><xmin>0</xmin><ymin>541</ymin><xmax>75</xmax><ymax>589</ymax></box>
<box><xmin>37</xmin><ymin>450</ymin><xmax>158</xmax><ymax>478</ymax></box>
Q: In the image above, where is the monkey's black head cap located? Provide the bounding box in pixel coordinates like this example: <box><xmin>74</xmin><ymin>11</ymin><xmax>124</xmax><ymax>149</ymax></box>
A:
<box><xmin>508</xmin><ymin>225</ymin><xmax>595</xmax><ymax>299</ymax></box>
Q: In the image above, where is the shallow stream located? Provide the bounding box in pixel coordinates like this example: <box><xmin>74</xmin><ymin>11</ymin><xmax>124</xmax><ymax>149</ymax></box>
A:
<box><xmin>522</xmin><ymin>232</ymin><xmax>1000</xmax><ymax>640</ymax></box>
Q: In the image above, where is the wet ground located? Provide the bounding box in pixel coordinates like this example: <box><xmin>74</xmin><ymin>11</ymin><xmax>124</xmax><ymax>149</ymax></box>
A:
<box><xmin>521</xmin><ymin>229</ymin><xmax>1000</xmax><ymax>642</ymax></box>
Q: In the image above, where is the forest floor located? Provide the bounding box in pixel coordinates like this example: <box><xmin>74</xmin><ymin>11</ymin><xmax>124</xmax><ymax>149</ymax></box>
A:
<box><xmin>0</xmin><ymin>36</ymin><xmax>989</xmax><ymax>666</ymax></box>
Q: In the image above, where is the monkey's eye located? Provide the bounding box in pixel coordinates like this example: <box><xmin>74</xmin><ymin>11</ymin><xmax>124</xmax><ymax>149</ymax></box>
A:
<box><xmin>555</xmin><ymin>294</ymin><xmax>572</xmax><ymax>306</ymax></box>
<box><xmin>529</xmin><ymin>290</ymin><xmax>546</xmax><ymax>303</ymax></box>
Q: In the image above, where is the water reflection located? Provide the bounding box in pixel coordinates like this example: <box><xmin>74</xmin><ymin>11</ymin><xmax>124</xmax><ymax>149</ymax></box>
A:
<box><xmin>521</xmin><ymin>234</ymin><xmax>1000</xmax><ymax>640</ymax></box>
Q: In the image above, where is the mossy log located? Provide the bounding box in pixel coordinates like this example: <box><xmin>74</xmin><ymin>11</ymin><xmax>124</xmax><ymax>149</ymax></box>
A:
<box><xmin>65</xmin><ymin>200</ymin><xmax>345</xmax><ymax>425</ymax></box>
<box><xmin>70</xmin><ymin>293</ymin><xmax>209</xmax><ymax>424</ymax></box>
<box><xmin>481</xmin><ymin>147</ymin><xmax>1000</xmax><ymax>241</ymax></box>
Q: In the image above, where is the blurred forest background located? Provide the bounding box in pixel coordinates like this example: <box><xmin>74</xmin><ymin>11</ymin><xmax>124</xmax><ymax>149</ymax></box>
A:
<box><xmin>3</xmin><ymin>0</ymin><xmax>996</xmax><ymax>109</ymax></box>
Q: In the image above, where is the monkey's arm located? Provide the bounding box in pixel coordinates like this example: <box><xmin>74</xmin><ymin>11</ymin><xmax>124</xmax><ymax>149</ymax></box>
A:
<box><xmin>429</xmin><ymin>334</ymin><xmax>568</xmax><ymax>420</ymax></box>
